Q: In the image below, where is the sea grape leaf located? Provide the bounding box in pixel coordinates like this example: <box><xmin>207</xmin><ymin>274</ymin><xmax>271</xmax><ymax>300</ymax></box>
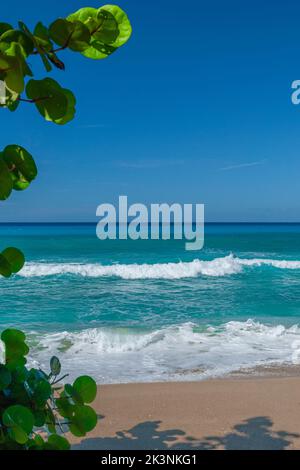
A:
<box><xmin>26</xmin><ymin>78</ymin><xmax>74</xmax><ymax>123</ymax></box>
<box><xmin>3</xmin><ymin>405</ymin><xmax>34</xmax><ymax>444</ymax></box>
<box><xmin>1</xmin><ymin>247</ymin><xmax>25</xmax><ymax>273</ymax></box>
<box><xmin>18</xmin><ymin>21</ymin><xmax>52</xmax><ymax>72</ymax></box>
<box><xmin>3</xmin><ymin>144</ymin><xmax>37</xmax><ymax>189</ymax></box>
<box><xmin>0</xmin><ymin>253</ymin><xmax>12</xmax><ymax>277</ymax></box>
<box><xmin>44</xmin><ymin>434</ymin><xmax>71</xmax><ymax>450</ymax></box>
<box><xmin>0</xmin><ymin>29</ymin><xmax>34</xmax><ymax>56</ymax></box>
<box><xmin>96</xmin><ymin>5</ymin><xmax>132</xmax><ymax>47</ymax></box>
<box><xmin>54</xmin><ymin>89</ymin><xmax>76</xmax><ymax>125</ymax></box>
<box><xmin>0</xmin><ymin>23</ymin><xmax>13</xmax><ymax>36</ymax></box>
<box><xmin>0</xmin><ymin>49</ymin><xmax>24</xmax><ymax>94</ymax></box>
<box><xmin>82</xmin><ymin>40</ymin><xmax>116</xmax><ymax>60</ymax></box>
<box><xmin>67</xmin><ymin>5</ymin><xmax>131</xmax><ymax>59</ymax></box>
<box><xmin>73</xmin><ymin>375</ymin><xmax>97</xmax><ymax>403</ymax></box>
<box><xmin>1</xmin><ymin>328</ymin><xmax>29</xmax><ymax>368</ymax></box>
<box><xmin>0</xmin><ymin>157</ymin><xmax>13</xmax><ymax>200</ymax></box>
<box><xmin>50</xmin><ymin>356</ymin><xmax>61</xmax><ymax>376</ymax></box>
<box><xmin>69</xmin><ymin>405</ymin><xmax>97</xmax><ymax>437</ymax></box>
<box><xmin>49</xmin><ymin>19</ymin><xmax>91</xmax><ymax>52</ymax></box>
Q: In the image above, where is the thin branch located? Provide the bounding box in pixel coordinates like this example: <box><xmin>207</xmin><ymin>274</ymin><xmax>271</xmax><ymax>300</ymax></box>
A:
<box><xmin>18</xmin><ymin>96</ymin><xmax>50</xmax><ymax>103</ymax></box>
<box><xmin>51</xmin><ymin>373</ymin><xmax>69</xmax><ymax>385</ymax></box>
<box><xmin>33</xmin><ymin>31</ymin><xmax>74</xmax><ymax>56</ymax></box>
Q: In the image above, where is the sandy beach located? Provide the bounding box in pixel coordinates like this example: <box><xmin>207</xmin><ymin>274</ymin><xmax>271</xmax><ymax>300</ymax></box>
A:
<box><xmin>70</xmin><ymin>375</ymin><xmax>300</xmax><ymax>450</ymax></box>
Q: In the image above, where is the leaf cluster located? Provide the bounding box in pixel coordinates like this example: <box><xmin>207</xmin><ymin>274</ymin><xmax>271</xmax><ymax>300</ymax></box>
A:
<box><xmin>0</xmin><ymin>329</ymin><xmax>98</xmax><ymax>450</ymax></box>
<box><xmin>0</xmin><ymin>5</ymin><xmax>132</xmax><ymax>124</ymax></box>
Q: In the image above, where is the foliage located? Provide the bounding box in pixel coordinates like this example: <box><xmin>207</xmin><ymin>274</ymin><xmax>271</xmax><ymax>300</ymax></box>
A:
<box><xmin>0</xmin><ymin>328</ymin><xmax>97</xmax><ymax>449</ymax></box>
<box><xmin>0</xmin><ymin>4</ymin><xmax>132</xmax><ymax>450</ymax></box>
<box><xmin>0</xmin><ymin>4</ymin><xmax>132</xmax><ymax>276</ymax></box>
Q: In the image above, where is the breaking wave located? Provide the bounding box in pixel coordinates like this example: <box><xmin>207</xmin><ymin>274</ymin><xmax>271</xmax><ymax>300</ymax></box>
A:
<box><xmin>25</xmin><ymin>320</ymin><xmax>300</xmax><ymax>383</ymax></box>
<box><xmin>17</xmin><ymin>254</ymin><xmax>300</xmax><ymax>279</ymax></box>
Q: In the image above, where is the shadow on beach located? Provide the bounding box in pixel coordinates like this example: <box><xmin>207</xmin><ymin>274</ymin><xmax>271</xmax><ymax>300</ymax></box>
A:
<box><xmin>72</xmin><ymin>416</ymin><xmax>299</xmax><ymax>450</ymax></box>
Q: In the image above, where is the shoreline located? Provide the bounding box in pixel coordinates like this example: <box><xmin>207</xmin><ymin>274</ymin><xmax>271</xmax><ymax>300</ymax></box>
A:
<box><xmin>69</xmin><ymin>372</ymin><xmax>300</xmax><ymax>450</ymax></box>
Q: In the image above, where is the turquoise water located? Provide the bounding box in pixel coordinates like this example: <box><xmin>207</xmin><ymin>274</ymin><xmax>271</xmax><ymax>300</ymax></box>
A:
<box><xmin>1</xmin><ymin>223</ymin><xmax>300</xmax><ymax>383</ymax></box>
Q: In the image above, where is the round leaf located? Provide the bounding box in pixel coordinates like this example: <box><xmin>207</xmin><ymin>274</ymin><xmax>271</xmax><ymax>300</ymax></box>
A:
<box><xmin>46</xmin><ymin>434</ymin><xmax>70</xmax><ymax>450</ymax></box>
<box><xmin>26</xmin><ymin>78</ymin><xmax>75</xmax><ymax>124</ymax></box>
<box><xmin>3</xmin><ymin>405</ymin><xmax>34</xmax><ymax>444</ymax></box>
<box><xmin>0</xmin><ymin>29</ymin><xmax>34</xmax><ymax>56</ymax></box>
<box><xmin>73</xmin><ymin>375</ymin><xmax>97</xmax><ymax>403</ymax></box>
<box><xmin>1</xmin><ymin>328</ymin><xmax>29</xmax><ymax>367</ymax></box>
<box><xmin>97</xmin><ymin>5</ymin><xmax>132</xmax><ymax>47</ymax></box>
<box><xmin>1</xmin><ymin>247</ymin><xmax>25</xmax><ymax>273</ymax></box>
<box><xmin>26</xmin><ymin>78</ymin><xmax>67</xmax><ymax>121</ymax></box>
<box><xmin>3</xmin><ymin>144</ymin><xmax>37</xmax><ymax>187</ymax></box>
<box><xmin>69</xmin><ymin>405</ymin><xmax>97</xmax><ymax>437</ymax></box>
<box><xmin>50</xmin><ymin>355</ymin><xmax>61</xmax><ymax>376</ymax></box>
<box><xmin>49</xmin><ymin>19</ymin><xmax>91</xmax><ymax>52</ymax></box>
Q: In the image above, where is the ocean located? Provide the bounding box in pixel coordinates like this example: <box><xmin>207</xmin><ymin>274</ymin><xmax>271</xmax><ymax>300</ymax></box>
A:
<box><xmin>1</xmin><ymin>223</ymin><xmax>300</xmax><ymax>383</ymax></box>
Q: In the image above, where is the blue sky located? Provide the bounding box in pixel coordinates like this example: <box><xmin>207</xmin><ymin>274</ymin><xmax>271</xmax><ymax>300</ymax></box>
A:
<box><xmin>1</xmin><ymin>0</ymin><xmax>300</xmax><ymax>222</ymax></box>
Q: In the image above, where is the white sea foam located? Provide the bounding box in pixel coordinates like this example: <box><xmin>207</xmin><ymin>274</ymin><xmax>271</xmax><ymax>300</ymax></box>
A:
<box><xmin>26</xmin><ymin>320</ymin><xmax>300</xmax><ymax>383</ymax></box>
<box><xmin>18</xmin><ymin>255</ymin><xmax>300</xmax><ymax>279</ymax></box>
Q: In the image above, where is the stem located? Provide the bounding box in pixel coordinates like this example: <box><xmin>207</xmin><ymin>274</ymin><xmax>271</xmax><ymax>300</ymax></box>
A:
<box><xmin>51</xmin><ymin>373</ymin><xmax>69</xmax><ymax>385</ymax></box>
<box><xmin>32</xmin><ymin>31</ymin><xmax>74</xmax><ymax>55</ymax></box>
<box><xmin>90</xmin><ymin>17</ymin><xmax>105</xmax><ymax>36</ymax></box>
<box><xmin>18</xmin><ymin>96</ymin><xmax>50</xmax><ymax>103</ymax></box>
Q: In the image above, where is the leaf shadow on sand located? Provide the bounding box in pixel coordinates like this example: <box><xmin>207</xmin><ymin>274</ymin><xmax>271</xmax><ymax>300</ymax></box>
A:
<box><xmin>72</xmin><ymin>416</ymin><xmax>300</xmax><ymax>450</ymax></box>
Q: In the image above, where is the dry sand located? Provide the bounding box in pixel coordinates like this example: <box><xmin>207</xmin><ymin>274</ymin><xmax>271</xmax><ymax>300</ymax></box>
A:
<box><xmin>70</xmin><ymin>376</ymin><xmax>300</xmax><ymax>450</ymax></box>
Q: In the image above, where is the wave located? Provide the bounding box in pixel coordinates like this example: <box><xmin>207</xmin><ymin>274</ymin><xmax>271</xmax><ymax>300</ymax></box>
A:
<box><xmin>18</xmin><ymin>254</ymin><xmax>300</xmax><ymax>279</ymax></box>
<box><xmin>25</xmin><ymin>320</ymin><xmax>300</xmax><ymax>383</ymax></box>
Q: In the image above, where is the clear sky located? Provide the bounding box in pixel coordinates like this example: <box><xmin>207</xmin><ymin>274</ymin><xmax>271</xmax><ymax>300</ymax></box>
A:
<box><xmin>1</xmin><ymin>0</ymin><xmax>300</xmax><ymax>222</ymax></box>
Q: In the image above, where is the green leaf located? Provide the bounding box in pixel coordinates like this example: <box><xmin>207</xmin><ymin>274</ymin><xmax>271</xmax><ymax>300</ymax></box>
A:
<box><xmin>82</xmin><ymin>41</ymin><xmax>116</xmax><ymax>60</ymax></box>
<box><xmin>0</xmin><ymin>158</ymin><xmax>13</xmax><ymax>200</ymax></box>
<box><xmin>1</xmin><ymin>328</ymin><xmax>29</xmax><ymax>368</ymax></box>
<box><xmin>0</xmin><ymin>253</ymin><xmax>12</xmax><ymax>277</ymax></box>
<box><xmin>97</xmin><ymin>5</ymin><xmax>132</xmax><ymax>47</ymax></box>
<box><xmin>3</xmin><ymin>144</ymin><xmax>37</xmax><ymax>189</ymax></box>
<box><xmin>0</xmin><ymin>23</ymin><xmax>13</xmax><ymax>36</ymax></box>
<box><xmin>0</xmin><ymin>364</ymin><xmax>12</xmax><ymax>390</ymax></box>
<box><xmin>66</xmin><ymin>6</ymin><xmax>129</xmax><ymax>60</ymax></box>
<box><xmin>0</xmin><ymin>50</ymin><xmax>24</xmax><ymax>94</ymax></box>
<box><xmin>1</xmin><ymin>247</ymin><xmax>25</xmax><ymax>273</ymax></box>
<box><xmin>99</xmin><ymin>5</ymin><xmax>132</xmax><ymax>47</ymax></box>
<box><xmin>32</xmin><ymin>379</ymin><xmax>52</xmax><ymax>406</ymax></box>
<box><xmin>64</xmin><ymin>383</ymin><xmax>83</xmax><ymax>405</ymax></box>
<box><xmin>67</xmin><ymin>7</ymin><xmax>99</xmax><ymax>28</ymax></box>
<box><xmin>0</xmin><ymin>29</ymin><xmax>34</xmax><ymax>56</ymax></box>
<box><xmin>49</xmin><ymin>19</ymin><xmax>91</xmax><ymax>52</ymax></box>
<box><xmin>54</xmin><ymin>89</ymin><xmax>76</xmax><ymax>125</ymax></box>
<box><xmin>45</xmin><ymin>434</ymin><xmax>71</xmax><ymax>450</ymax></box>
<box><xmin>56</xmin><ymin>396</ymin><xmax>74</xmax><ymax>418</ymax></box>
<box><xmin>26</xmin><ymin>78</ymin><xmax>75</xmax><ymax>124</ymax></box>
<box><xmin>1</xmin><ymin>88</ymin><xmax>20</xmax><ymax>112</ymax></box>
<box><xmin>73</xmin><ymin>375</ymin><xmax>97</xmax><ymax>404</ymax></box>
<box><xmin>3</xmin><ymin>405</ymin><xmax>34</xmax><ymax>444</ymax></box>
<box><xmin>69</xmin><ymin>405</ymin><xmax>98</xmax><ymax>437</ymax></box>
<box><xmin>33</xmin><ymin>410</ymin><xmax>46</xmax><ymax>427</ymax></box>
<box><xmin>50</xmin><ymin>356</ymin><xmax>61</xmax><ymax>376</ymax></box>
<box><xmin>33</xmin><ymin>22</ymin><xmax>51</xmax><ymax>47</ymax></box>
<box><xmin>18</xmin><ymin>21</ymin><xmax>52</xmax><ymax>72</ymax></box>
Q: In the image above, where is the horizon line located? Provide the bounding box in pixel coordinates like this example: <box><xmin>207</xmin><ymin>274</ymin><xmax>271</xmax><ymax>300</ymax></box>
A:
<box><xmin>1</xmin><ymin>221</ymin><xmax>300</xmax><ymax>225</ymax></box>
